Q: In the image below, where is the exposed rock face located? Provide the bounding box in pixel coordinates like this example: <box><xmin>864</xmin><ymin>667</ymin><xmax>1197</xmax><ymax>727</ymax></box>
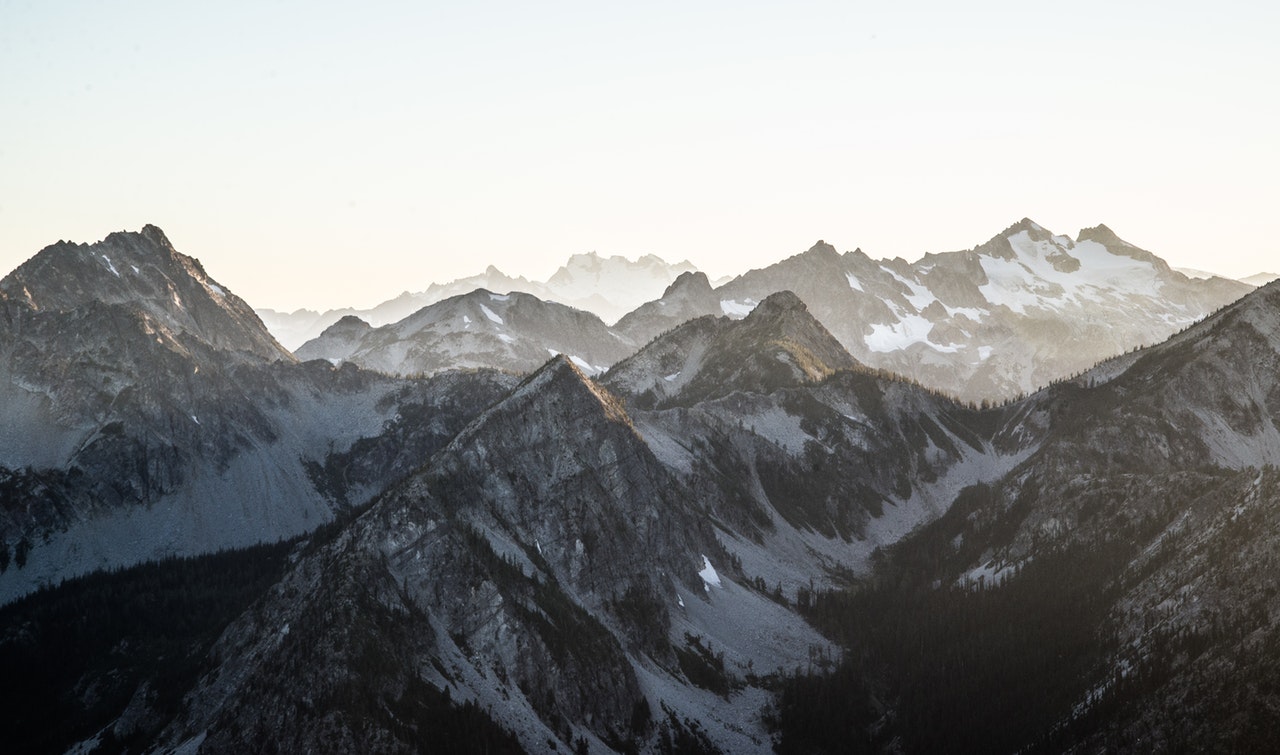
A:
<box><xmin>2</xmin><ymin>225</ymin><xmax>289</xmax><ymax>361</ymax></box>
<box><xmin>297</xmin><ymin>289</ymin><xmax>637</xmax><ymax>377</ymax></box>
<box><xmin>606</xmin><ymin>296</ymin><xmax>1030</xmax><ymax>563</ymax></box>
<box><xmin>0</xmin><ymin>228</ymin><xmax>516</xmax><ymax>604</ymax></box>
<box><xmin>153</xmin><ymin>320</ymin><xmax>1036</xmax><ymax>752</ymax></box>
<box><xmin>846</xmin><ymin>280</ymin><xmax>1280</xmax><ymax>751</ymax></box>
<box><xmin>156</xmin><ymin>357</ymin><xmax>753</xmax><ymax>752</ymax></box>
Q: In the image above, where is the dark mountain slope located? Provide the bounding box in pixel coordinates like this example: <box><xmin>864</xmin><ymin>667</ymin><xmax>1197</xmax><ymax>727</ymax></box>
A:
<box><xmin>772</xmin><ymin>281</ymin><xmax>1280</xmax><ymax>753</ymax></box>
<box><xmin>155</xmin><ymin>357</ymin><xmax>793</xmax><ymax>752</ymax></box>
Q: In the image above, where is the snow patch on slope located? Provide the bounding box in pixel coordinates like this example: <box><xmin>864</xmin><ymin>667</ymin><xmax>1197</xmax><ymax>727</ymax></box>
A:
<box><xmin>866</xmin><ymin>313</ymin><xmax>960</xmax><ymax>353</ymax></box>
<box><xmin>699</xmin><ymin>555</ymin><xmax>722</xmax><ymax>589</ymax></box>
<box><xmin>978</xmin><ymin>233</ymin><xmax>1174</xmax><ymax>317</ymax></box>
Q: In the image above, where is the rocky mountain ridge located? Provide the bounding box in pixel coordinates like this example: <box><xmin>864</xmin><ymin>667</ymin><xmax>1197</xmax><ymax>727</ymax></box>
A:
<box><xmin>297</xmin><ymin>289</ymin><xmax>635</xmax><ymax>377</ymax></box>
<box><xmin>291</xmin><ymin>219</ymin><xmax>1251</xmax><ymax>404</ymax></box>
<box><xmin>0</xmin><ymin>227</ymin><xmax>518</xmax><ymax>604</ymax></box>
<box><xmin>700</xmin><ymin>220</ymin><xmax>1251</xmax><ymax>402</ymax></box>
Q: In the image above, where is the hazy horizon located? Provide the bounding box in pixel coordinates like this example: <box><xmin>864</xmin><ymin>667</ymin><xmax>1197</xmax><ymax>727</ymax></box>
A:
<box><xmin>3</xmin><ymin>1</ymin><xmax>1276</xmax><ymax>311</ymax></box>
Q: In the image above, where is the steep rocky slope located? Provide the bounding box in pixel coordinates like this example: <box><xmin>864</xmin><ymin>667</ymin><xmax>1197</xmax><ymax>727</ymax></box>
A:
<box><xmin>952</xmin><ymin>279</ymin><xmax>1280</xmax><ymax>573</ymax></box>
<box><xmin>154</xmin><ymin>358</ymin><xmax>828</xmax><ymax>753</ymax></box>
<box><xmin>607</xmin><ymin>292</ymin><xmax>1035</xmax><ymax>589</ymax></box>
<box><xmin>770</xmin><ymin>281</ymin><xmax>1280</xmax><ymax>752</ymax></box>
<box><xmin>145</xmin><ymin>298</ymin><xmax>1042</xmax><ymax>751</ymax></box>
<box><xmin>0</xmin><ymin>229</ymin><xmax>516</xmax><ymax>604</ymax></box>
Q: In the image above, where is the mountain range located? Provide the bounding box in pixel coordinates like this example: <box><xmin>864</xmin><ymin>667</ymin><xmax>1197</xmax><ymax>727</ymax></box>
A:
<box><xmin>295</xmin><ymin>289</ymin><xmax>632</xmax><ymax>377</ymax></box>
<box><xmin>258</xmin><ymin>253</ymin><xmax>702</xmax><ymax>350</ymax></box>
<box><xmin>289</xmin><ymin>219</ymin><xmax>1253</xmax><ymax>404</ymax></box>
<box><xmin>2</xmin><ymin>224</ymin><xmax>1280</xmax><ymax>752</ymax></box>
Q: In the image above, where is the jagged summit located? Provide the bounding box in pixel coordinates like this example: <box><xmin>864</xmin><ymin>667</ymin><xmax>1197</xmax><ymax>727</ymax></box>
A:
<box><xmin>1077</xmin><ymin>222</ymin><xmax>1126</xmax><ymax>246</ymax></box>
<box><xmin>971</xmin><ymin>218</ymin><xmax>1059</xmax><ymax>260</ymax></box>
<box><xmin>519</xmin><ymin>351</ymin><xmax>595</xmax><ymax>391</ymax></box>
<box><xmin>605</xmin><ymin>289</ymin><xmax>858</xmax><ymax>407</ymax></box>
<box><xmin>136</xmin><ymin>223</ymin><xmax>175</xmax><ymax>250</ymax></box>
<box><xmin>806</xmin><ymin>240</ymin><xmax>839</xmax><ymax>258</ymax></box>
<box><xmin>1001</xmin><ymin>217</ymin><xmax>1051</xmax><ymax>238</ymax></box>
<box><xmin>738</xmin><ymin>289</ymin><xmax>838</xmax><ymax>346</ymax></box>
<box><xmin>662</xmin><ymin>270</ymin><xmax>713</xmax><ymax>298</ymax></box>
<box><xmin>748</xmin><ymin>288</ymin><xmax>807</xmax><ymax>317</ymax></box>
<box><xmin>550</xmin><ymin>250</ymin><xmax>686</xmax><ymax>281</ymax></box>
<box><xmin>1</xmin><ymin>225</ymin><xmax>288</xmax><ymax>362</ymax></box>
<box><xmin>480</xmin><ymin>353</ymin><xmax>633</xmax><ymax>432</ymax></box>
<box><xmin>737</xmin><ymin>239</ymin><xmax>842</xmax><ymax>274</ymax></box>
<box><xmin>1076</xmin><ymin>223</ymin><xmax>1167</xmax><ymax>267</ymax></box>
<box><xmin>613</xmin><ymin>269</ymin><xmax>721</xmax><ymax>343</ymax></box>
<box><xmin>723</xmin><ymin>289</ymin><xmax>858</xmax><ymax>378</ymax></box>
<box><xmin>330</xmin><ymin>314</ymin><xmax>371</xmax><ymax>329</ymax></box>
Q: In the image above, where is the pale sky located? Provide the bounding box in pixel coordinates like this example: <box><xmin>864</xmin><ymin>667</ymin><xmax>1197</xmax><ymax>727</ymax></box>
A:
<box><xmin>2</xmin><ymin>1</ymin><xmax>1277</xmax><ymax>311</ymax></box>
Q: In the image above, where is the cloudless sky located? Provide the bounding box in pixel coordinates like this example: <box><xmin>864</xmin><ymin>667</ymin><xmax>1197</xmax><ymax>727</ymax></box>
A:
<box><xmin>2</xmin><ymin>0</ymin><xmax>1276</xmax><ymax>310</ymax></box>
